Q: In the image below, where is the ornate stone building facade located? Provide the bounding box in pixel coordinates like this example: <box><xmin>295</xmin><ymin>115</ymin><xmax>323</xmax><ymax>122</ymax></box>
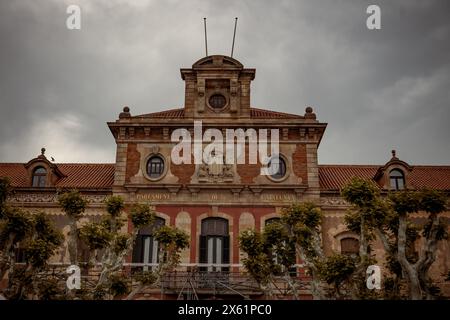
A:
<box><xmin>1</xmin><ymin>55</ymin><xmax>449</xmax><ymax>298</ymax></box>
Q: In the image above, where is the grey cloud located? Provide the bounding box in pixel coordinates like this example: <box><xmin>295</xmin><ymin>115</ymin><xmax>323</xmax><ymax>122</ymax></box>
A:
<box><xmin>0</xmin><ymin>0</ymin><xmax>449</xmax><ymax>165</ymax></box>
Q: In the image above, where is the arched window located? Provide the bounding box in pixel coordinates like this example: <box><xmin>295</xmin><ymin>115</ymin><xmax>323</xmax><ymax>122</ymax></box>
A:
<box><xmin>199</xmin><ymin>217</ymin><xmax>229</xmax><ymax>272</ymax></box>
<box><xmin>32</xmin><ymin>167</ymin><xmax>47</xmax><ymax>187</ymax></box>
<box><xmin>146</xmin><ymin>155</ymin><xmax>165</xmax><ymax>179</ymax></box>
<box><xmin>389</xmin><ymin>169</ymin><xmax>405</xmax><ymax>190</ymax></box>
<box><xmin>132</xmin><ymin>217</ymin><xmax>165</xmax><ymax>271</ymax></box>
<box><xmin>265</xmin><ymin>217</ymin><xmax>281</xmax><ymax>226</ymax></box>
<box><xmin>340</xmin><ymin>238</ymin><xmax>359</xmax><ymax>256</ymax></box>
<box><xmin>268</xmin><ymin>156</ymin><xmax>287</xmax><ymax>180</ymax></box>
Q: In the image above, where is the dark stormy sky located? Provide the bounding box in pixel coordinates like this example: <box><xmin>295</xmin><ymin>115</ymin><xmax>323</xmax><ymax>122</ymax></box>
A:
<box><xmin>0</xmin><ymin>0</ymin><xmax>449</xmax><ymax>165</ymax></box>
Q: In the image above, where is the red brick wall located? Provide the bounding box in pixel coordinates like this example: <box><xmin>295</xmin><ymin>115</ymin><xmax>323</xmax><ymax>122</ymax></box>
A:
<box><xmin>171</xmin><ymin>161</ymin><xmax>195</xmax><ymax>185</ymax></box>
<box><xmin>125</xmin><ymin>143</ymin><xmax>140</xmax><ymax>183</ymax></box>
<box><xmin>236</xmin><ymin>145</ymin><xmax>261</xmax><ymax>183</ymax></box>
<box><xmin>292</xmin><ymin>144</ymin><xmax>308</xmax><ymax>184</ymax></box>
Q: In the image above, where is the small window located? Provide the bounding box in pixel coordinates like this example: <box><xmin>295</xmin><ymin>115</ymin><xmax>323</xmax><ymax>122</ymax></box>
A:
<box><xmin>32</xmin><ymin>167</ymin><xmax>47</xmax><ymax>187</ymax></box>
<box><xmin>268</xmin><ymin>156</ymin><xmax>287</xmax><ymax>180</ymax></box>
<box><xmin>389</xmin><ymin>169</ymin><xmax>405</xmax><ymax>190</ymax></box>
<box><xmin>341</xmin><ymin>238</ymin><xmax>359</xmax><ymax>256</ymax></box>
<box><xmin>146</xmin><ymin>155</ymin><xmax>165</xmax><ymax>179</ymax></box>
<box><xmin>209</xmin><ymin>94</ymin><xmax>226</xmax><ymax>109</ymax></box>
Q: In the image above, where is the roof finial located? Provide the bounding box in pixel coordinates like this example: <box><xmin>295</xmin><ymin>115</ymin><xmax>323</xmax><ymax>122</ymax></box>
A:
<box><xmin>304</xmin><ymin>106</ymin><xmax>316</xmax><ymax>119</ymax></box>
<box><xmin>41</xmin><ymin>147</ymin><xmax>46</xmax><ymax>155</ymax></box>
<box><xmin>392</xmin><ymin>149</ymin><xmax>396</xmax><ymax>158</ymax></box>
<box><xmin>119</xmin><ymin>106</ymin><xmax>131</xmax><ymax>119</ymax></box>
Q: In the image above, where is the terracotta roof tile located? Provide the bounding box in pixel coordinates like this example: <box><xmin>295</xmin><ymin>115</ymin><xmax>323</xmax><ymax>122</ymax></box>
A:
<box><xmin>0</xmin><ymin>163</ymin><xmax>29</xmax><ymax>187</ymax></box>
<box><xmin>56</xmin><ymin>164</ymin><xmax>115</xmax><ymax>188</ymax></box>
<box><xmin>2</xmin><ymin>162</ymin><xmax>449</xmax><ymax>191</ymax></box>
<box><xmin>250</xmin><ymin>108</ymin><xmax>304</xmax><ymax>119</ymax></box>
<box><xmin>319</xmin><ymin>165</ymin><xmax>450</xmax><ymax>191</ymax></box>
<box><xmin>133</xmin><ymin>108</ymin><xmax>185</xmax><ymax>119</ymax></box>
<box><xmin>132</xmin><ymin>107</ymin><xmax>304</xmax><ymax>119</ymax></box>
<box><xmin>319</xmin><ymin>165</ymin><xmax>379</xmax><ymax>190</ymax></box>
<box><xmin>0</xmin><ymin>163</ymin><xmax>115</xmax><ymax>189</ymax></box>
<box><xmin>408</xmin><ymin>166</ymin><xmax>450</xmax><ymax>190</ymax></box>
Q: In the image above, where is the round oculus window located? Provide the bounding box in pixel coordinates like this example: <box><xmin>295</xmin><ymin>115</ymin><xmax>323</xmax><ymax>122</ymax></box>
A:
<box><xmin>268</xmin><ymin>156</ymin><xmax>287</xmax><ymax>180</ymax></box>
<box><xmin>146</xmin><ymin>155</ymin><xmax>165</xmax><ymax>179</ymax></box>
<box><xmin>209</xmin><ymin>94</ymin><xmax>227</xmax><ymax>109</ymax></box>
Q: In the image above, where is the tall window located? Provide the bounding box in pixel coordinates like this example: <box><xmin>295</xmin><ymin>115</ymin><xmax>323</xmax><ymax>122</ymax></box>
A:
<box><xmin>389</xmin><ymin>169</ymin><xmax>405</xmax><ymax>190</ymax></box>
<box><xmin>32</xmin><ymin>167</ymin><xmax>47</xmax><ymax>187</ymax></box>
<box><xmin>199</xmin><ymin>218</ymin><xmax>229</xmax><ymax>272</ymax></box>
<box><xmin>341</xmin><ymin>238</ymin><xmax>359</xmax><ymax>256</ymax></box>
<box><xmin>147</xmin><ymin>155</ymin><xmax>165</xmax><ymax>179</ymax></box>
<box><xmin>132</xmin><ymin>217</ymin><xmax>165</xmax><ymax>271</ymax></box>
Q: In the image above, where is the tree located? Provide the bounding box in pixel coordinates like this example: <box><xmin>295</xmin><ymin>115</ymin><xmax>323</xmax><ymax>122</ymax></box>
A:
<box><xmin>239</xmin><ymin>222</ymin><xmax>298</xmax><ymax>299</ymax></box>
<box><xmin>0</xmin><ymin>207</ymin><xmax>33</xmax><ymax>282</ymax></box>
<box><xmin>62</xmin><ymin>194</ymin><xmax>190</xmax><ymax>300</ymax></box>
<box><xmin>7</xmin><ymin>212</ymin><xmax>63</xmax><ymax>299</ymax></box>
<box><xmin>125</xmin><ymin>225</ymin><xmax>189</xmax><ymax>300</ymax></box>
<box><xmin>240</xmin><ymin>202</ymin><xmax>366</xmax><ymax>300</ymax></box>
<box><xmin>316</xmin><ymin>253</ymin><xmax>356</xmax><ymax>299</ymax></box>
<box><xmin>77</xmin><ymin>195</ymin><xmax>147</xmax><ymax>299</ymax></box>
<box><xmin>0</xmin><ymin>178</ymin><xmax>64</xmax><ymax>299</ymax></box>
<box><xmin>58</xmin><ymin>190</ymin><xmax>88</xmax><ymax>265</ymax></box>
<box><xmin>342</xmin><ymin>177</ymin><xmax>448</xmax><ymax>300</ymax></box>
<box><xmin>280</xmin><ymin>202</ymin><xmax>328</xmax><ymax>299</ymax></box>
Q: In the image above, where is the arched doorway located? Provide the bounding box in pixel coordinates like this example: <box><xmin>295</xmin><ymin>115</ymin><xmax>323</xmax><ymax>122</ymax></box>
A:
<box><xmin>132</xmin><ymin>217</ymin><xmax>165</xmax><ymax>271</ymax></box>
<box><xmin>199</xmin><ymin>217</ymin><xmax>230</xmax><ymax>272</ymax></box>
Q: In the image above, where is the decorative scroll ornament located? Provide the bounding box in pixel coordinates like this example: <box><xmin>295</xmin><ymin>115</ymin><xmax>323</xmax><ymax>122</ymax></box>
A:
<box><xmin>8</xmin><ymin>193</ymin><xmax>108</xmax><ymax>204</ymax></box>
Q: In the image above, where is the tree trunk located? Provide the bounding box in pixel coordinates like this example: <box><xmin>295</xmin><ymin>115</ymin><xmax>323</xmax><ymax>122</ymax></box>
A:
<box><xmin>0</xmin><ymin>234</ymin><xmax>15</xmax><ymax>281</ymax></box>
<box><xmin>68</xmin><ymin>218</ymin><xmax>78</xmax><ymax>265</ymax></box>
<box><xmin>94</xmin><ymin>230</ymin><xmax>138</xmax><ymax>297</ymax></box>
<box><xmin>397</xmin><ymin>215</ymin><xmax>422</xmax><ymax>299</ymax></box>
<box><xmin>416</xmin><ymin>214</ymin><xmax>440</xmax><ymax>300</ymax></box>
<box><xmin>125</xmin><ymin>283</ymin><xmax>145</xmax><ymax>300</ymax></box>
<box><xmin>295</xmin><ymin>246</ymin><xmax>326</xmax><ymax>300</ymax></box>
<box><xmin>283</xmin><ymin>271</ymin><xmax>299</xmax><ymax>300</ymax></box>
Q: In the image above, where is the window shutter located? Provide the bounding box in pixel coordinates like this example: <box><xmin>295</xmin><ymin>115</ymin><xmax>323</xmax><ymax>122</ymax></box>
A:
<box><xmin>199</xmin><ymin>235</ymin><xmax>208</xmax><ymax>263</ymax></box>
<box><xmin>199</xmin><ymin>235</ymin><xmax>208</xmax><ymax>272</ymax></box>
<box><xmin>222</xmin><ymin>235</ymin><xmax>230</xmax><ymax>272</ymax></box>
<box><xmin>132</xmin><ymin>235</ymin><xmax>144</xmax><ymax>263</ymax></box>
<box><xmin>222</xmin><ymin>236</ymin><xmax>230</xmax><ymax>264</ymax></box>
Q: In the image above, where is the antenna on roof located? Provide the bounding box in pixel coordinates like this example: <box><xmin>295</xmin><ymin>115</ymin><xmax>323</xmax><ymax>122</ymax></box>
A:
<box><xmin>203</xmin><ymin>18</ymin><xmax>208</xmax><ymax>57</ymax></box>
<box><xmin>231</xmin><ymin>17</ymin><xmax>238</xmax><ymax>58</ymax></box>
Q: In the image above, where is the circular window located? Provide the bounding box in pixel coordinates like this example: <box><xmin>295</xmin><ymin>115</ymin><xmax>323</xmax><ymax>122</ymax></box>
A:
<box><xmin>208</xmin><ymin>94</ymin><xmax>227</xmax><ymax>109</ymax></box>
<box><xmin>146</xmin><ymin>155</ymin><xmax>165</xmax><ymax>179</ymax></box>
<box><xmin>268</xmin><ymin>156</ymin><xmax>287</xmax><ymax>180</ymax></box>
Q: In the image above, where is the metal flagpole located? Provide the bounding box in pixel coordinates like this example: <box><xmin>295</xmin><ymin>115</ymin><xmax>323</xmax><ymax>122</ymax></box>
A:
<box><xmin>231</xmin><ymin>17</ymin><xmax>238</xmax><ymax>58</ymax></box>
<box><xmin>204</xmin><ymin>18</ymin><xmax>208</xmax><ymax>56</ymax></box>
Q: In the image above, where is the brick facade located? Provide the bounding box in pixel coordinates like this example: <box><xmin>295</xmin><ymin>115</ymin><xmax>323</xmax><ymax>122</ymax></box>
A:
<box><xmin>1</xmin><ymin>55</ymin><xmax>449</xmax><ymax>298</ymax></box>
